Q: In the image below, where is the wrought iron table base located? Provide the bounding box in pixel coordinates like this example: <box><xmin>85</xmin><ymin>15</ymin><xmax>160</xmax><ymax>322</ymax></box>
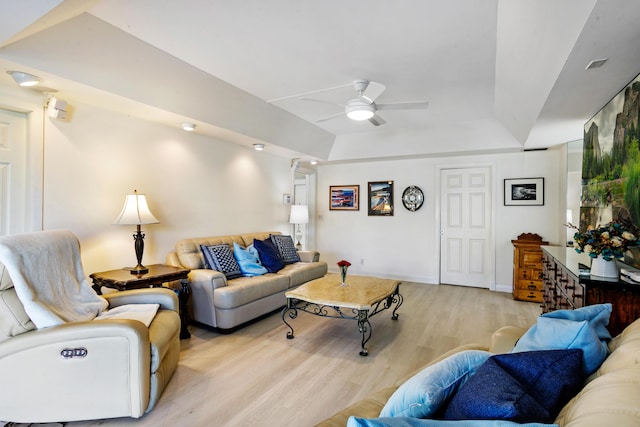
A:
<box><xmin>281</xmin><ymin>287</ymin><xmax>403</xmax><ymax>356</ymax></box>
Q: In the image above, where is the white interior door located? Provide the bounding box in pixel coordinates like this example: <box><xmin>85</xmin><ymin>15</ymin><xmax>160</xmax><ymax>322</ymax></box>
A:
<box><xmin>440</xmin><ymin>167</ymin><xmax>493</xmax><ymax>288</ymax></box>
<box><xmin>0</xmin><ymin>108</ymin><xmax>28</xmax><ymax>235</ymax></box>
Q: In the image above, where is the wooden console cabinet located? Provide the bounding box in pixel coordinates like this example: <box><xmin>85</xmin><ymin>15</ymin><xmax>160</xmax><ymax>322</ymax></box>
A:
<box><xmin>512</xmin><ymin>233</ymin><xmax>548</xmax><ymax>302</ymax></box>
<box><xmin>542</xmin><ymin>246</ymin><xmax>640</xmax><ymax>336</ymax></box>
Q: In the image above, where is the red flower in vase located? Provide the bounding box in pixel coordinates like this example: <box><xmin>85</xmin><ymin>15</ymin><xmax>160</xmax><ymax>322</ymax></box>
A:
<box><xmin>337</xmin><ymin>260</ymin><xmax>351</xmax><ymax>267</ymax></box>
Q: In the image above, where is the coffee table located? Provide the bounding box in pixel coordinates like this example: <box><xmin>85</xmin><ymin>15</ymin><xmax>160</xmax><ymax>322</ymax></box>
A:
<box><xmin>281</xmin><ymin>274</ymin><xmax>402</xmax><ymax>356</ymax></box>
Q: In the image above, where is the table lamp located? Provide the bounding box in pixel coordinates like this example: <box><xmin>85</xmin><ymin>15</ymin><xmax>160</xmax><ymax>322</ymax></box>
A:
<box><xmin>289</xmin><ymin>204</ymin><xmax>309</xmax><ymax>250</ymax></box>
<box><xmin>113</xmin><ymin>189</ymin><xmax>159</xmax><ymax>274</ymax></box>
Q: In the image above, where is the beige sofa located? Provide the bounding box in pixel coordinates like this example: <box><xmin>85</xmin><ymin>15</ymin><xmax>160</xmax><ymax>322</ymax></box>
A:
<box><xmin>318</xmin><ymin>318</ymin><xmax>640</xmax><ymax>426</ymax></box>
<box><xmin>166</xmin><ymin>231</ymin><xmax>327</xmax><ymax>331</ymax></box>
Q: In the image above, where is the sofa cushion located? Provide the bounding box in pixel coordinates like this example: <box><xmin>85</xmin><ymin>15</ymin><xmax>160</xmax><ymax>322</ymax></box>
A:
<box><xmin>443</xmin><ymin>349</ymin><xmax>583</xmax><ymax>423</ymax></box>
<box><xmin>253</xmin><ymin>238</ymin><xmax>285</xmax><ymax>273</ymax></box>
<box><xmin>270</xmin><ymin>234</ymin><xmax>300</xmax><ymax>264</ymax></box>
<box><xmin>233</xmin><ymin>242</ymin><xmax>268</xmax><ymax>277</ymax></box>
<box><xmin>212</xmin><ymin>274</ymin><xmax>290</xmax><ymax>309</ymax></box>
<box><xmin>200</xmin><ymin>244</ymin><xmax>242</xmax><ymax>279</ymax></box>
<box><xmin>512</xmin><ymin>316</ymin><xmax>608</xmax><ymax>375</ymax></box>
<box><xmin>379</xmin><ymin>350</ymin><xmax>491</xmax><ymax>418</ymax></box>
<box><xmin>347</xmin><ymin>417</ymin><xmax>559</xmax><ymax>427</ymax></box>
<box><xmin>278</xmin><ymin>261</ymin><xmax>328</xmax><ymax>288</ymax></box>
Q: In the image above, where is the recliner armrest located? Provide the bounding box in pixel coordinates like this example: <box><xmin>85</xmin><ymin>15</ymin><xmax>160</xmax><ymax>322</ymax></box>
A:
<box><xmin>188</xmin><ymin>269</ymin><xmax>228</xmax><ymax>290</ymax></box>
<box><xmin>103</xmin><ymin>288</ymin><xmax>179</xmax><ymax>312</ymax></box>
<box><xmin>489</xmin><ymin>325</ymin><xmax>527</xmax><ymax>354</ymax></box>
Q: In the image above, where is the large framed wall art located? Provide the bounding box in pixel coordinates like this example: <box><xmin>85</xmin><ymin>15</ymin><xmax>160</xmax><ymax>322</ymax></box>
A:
<box><xmin>368</xmin><ymin>181</ymin><xmax>394</xmax><ymax>216</ymax></box>
<box><xmin>329</xmin><ymin>185</ymin><xmax>359</xmax><ymax>211</ymax></box>
<box><xmin>581</xmin><ymin>72</ymin><xmax>640</xmax><ymax>267</ymax></box>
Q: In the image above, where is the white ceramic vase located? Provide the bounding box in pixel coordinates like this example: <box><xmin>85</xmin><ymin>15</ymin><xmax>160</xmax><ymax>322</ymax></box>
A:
<box><xmin>590</xmin><ymin>255</ymin><xmax>619</xmax><ymax>278</ymax></box>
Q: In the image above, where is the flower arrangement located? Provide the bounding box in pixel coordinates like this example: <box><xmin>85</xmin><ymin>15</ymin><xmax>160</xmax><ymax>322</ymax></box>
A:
<box><xmin>568</xmin><ymin>220</ymin><xmax>639</xmax><ymax>260</ymax></box>
<box><xmin>337</xmin><ymin>260</ymin><xmax>351</xmax><ymax>286</ymax></box>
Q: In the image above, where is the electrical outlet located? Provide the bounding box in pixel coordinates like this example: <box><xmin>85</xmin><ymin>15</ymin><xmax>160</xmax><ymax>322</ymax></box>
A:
<box><xmin>360</xmin><ymin>258</ymin><xmax>364</xmax><ymax>265</ymax></box>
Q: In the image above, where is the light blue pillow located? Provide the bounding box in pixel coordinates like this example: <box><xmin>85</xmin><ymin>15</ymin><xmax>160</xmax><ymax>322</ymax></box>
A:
<box><xmin>347</xmin><ymin>417</ymin><xmax>558</xmax><ymax>427</ymax></box>
<box><xmin>233</xmin><ymin>242</ymin><xmax>268</xmax><ymax>277</ymax></box>
<box><xmin>541</xmin><ymin>303</ymin><xmax>612</xmax><ymax>340</ymax></box>
<box><xmin>512</xmin><ymin>317</ymin><xmax>608</xmax><ymax>375</ymax></box>
<box><xmin>379</xmin><ymin>350</ymin><xmax>491</xmax><ymax>418</ymax></box>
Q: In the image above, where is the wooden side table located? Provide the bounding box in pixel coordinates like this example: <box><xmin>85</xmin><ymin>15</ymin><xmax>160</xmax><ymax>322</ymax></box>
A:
<box><xmin>90</xmin><ymin>264</ymin><xmax>191</xmax><ymax>339</ymax></box>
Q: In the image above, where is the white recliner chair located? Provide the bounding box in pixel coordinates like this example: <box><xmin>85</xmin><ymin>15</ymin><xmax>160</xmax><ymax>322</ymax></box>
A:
<box><xmin>0</xmin><ymin>230</ymin><xmax>181</xmax><ymax>423</ymax></box>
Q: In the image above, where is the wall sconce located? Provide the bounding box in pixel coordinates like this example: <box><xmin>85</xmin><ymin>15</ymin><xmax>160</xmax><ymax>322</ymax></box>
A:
<box><xmin>113</xmin><ymin>190</ymin><xmax>159</xmax><ymax>274</ymax></box>
<box><xmin>6</xmin><ymin>71</ymin><xmax>41</xmax><ymax>87</ymax></box>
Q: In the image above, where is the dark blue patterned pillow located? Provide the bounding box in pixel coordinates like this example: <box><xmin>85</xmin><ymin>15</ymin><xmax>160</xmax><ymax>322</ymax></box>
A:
<box><xmin>270</xmin><ymin>234</ymin><xmax>300</xmax><ymax>264</ymax></box>
<box><xmin>200</xmin><ymin>244</ymin><xmax>242</xmax><ymax>279</ymax></box>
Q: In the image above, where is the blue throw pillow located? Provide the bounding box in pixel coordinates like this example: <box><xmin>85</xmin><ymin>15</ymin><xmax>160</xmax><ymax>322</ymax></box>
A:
<box><xmin>270</xmin><ymin>234</ymin><xmax>300</xmax><ymax>264</ymax></box>
<box><xmin>253</xmin><ymin>238</ymin><xmax>285</xmax><ymax>273</ymax></box>
<box><xmin>200</xmin><ymin>244</ymin><xmax>242</xmax><ymax>279</ymax></box>
<box><xmin>443</xmin><ymin>349</ymin><xmax>583</xmax><ymax>423</ymax></box>
<box><xmin>541</xmin><ymin>303</ymin><xmax>612</xmax><ymax>340</ymax></box>
<box><xmin>379</xmin><ymin>350</ymin><xmax>491</xmax><ymax>418</ymax></box>
<box><xmin>233</xmin><ymin>242</ymin><xmax>268</xmax><ymax>277</ymax></box>
<box><xmin>512</xmin><ymin>317</ymin><xmax>608</xmax><ymax>375</ymax></box>
<box><xmin>347</xmin><ymin>418</ymin><xmax>559</xmax><ymax>427</ymax></box>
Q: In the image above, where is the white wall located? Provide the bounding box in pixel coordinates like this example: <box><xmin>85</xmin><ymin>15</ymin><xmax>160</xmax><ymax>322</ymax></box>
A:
<box><xmin>39</xmin><ymin>98</ymin><xmax>293</xmax><ymax>275</ymax></box>
<box><xmin>316</xmin><ymin>147</ymin><xmax>565</xmax><ymax>291</ymax></box>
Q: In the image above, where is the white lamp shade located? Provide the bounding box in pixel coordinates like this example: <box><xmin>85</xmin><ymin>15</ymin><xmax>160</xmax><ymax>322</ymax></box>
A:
<box><xmin>289</xmin><ymin>205</ymin><xmax>309</xmax><ymax>224</ymax></box>
<box><xmin>113</xmin><ymin>191</ymin><xmax>159</xmax><ymax>225</ymax></box>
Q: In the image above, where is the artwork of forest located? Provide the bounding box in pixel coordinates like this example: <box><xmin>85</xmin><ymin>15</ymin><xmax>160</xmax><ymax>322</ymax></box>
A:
<box><xmin>582</xmin><ymin>74</ymin><xmax>640</xmax><ymax>267</ymax></box>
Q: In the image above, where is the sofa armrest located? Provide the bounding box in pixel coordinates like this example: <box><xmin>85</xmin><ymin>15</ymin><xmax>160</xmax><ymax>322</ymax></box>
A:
<box><xmin>102</xmin><ymin>288</ymin><xmax>179</xmax><ymax>312</ymax></box>
<box><xmin>489</xmin><ymin>325</ymin><xmax>527</xmax><ymax>354</ymax></box>
<box><xmin>166</xmin><ymin>251</ymin><xmax>182</xmax><ymax>267</ymax></box>
<box><xmin>189</xmin><ymin>269</ymin><xmax>228</xmax><ymax>290</ymax></box>
<box><xmin>298</xmin><ymin>250</ymin><xmax>319</xmax><ymax>262</ymax></box>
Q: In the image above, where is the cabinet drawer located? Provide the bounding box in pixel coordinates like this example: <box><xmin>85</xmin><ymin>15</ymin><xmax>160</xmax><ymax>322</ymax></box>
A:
<box><xmin>519</xmin><ymin>268</ymin><xmax>542</xmax><ymax>281</ymax></box>
<box><xmin>514</xmin><ymin>288</ymin><xmax>542</xmax><ymax>302</ymax></box>
<box><xmin>520</xmin><ymin>250</ymin><xmax>543</xmax><ymax>268</ymax></box>
<box><xmin>518</xmin><ymin>279</ymin><xmax>543</xmax><ymax>292</ymax></box>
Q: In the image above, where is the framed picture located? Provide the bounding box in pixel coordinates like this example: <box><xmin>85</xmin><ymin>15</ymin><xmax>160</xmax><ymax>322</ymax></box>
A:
<box><xmin>368</xmin><ymin>181</ymin><xmax>394</xmax><ymax>216</ymax></box>
<box><xmin>330</xmin><ymin>185</ymin><xmax>359</xmax><ymax>210</ymax></box>
<box><xmin>504</xmin><ymin>178</ymin><xmax>544</xmax><ymax>206</ymax></box>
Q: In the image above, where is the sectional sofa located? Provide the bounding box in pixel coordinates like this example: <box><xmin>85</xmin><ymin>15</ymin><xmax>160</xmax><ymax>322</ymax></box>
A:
<box><xmin>318</xmin><ymin>305</ymin><xmax>640</xmax><ymax>426</ymax></box>
<box><xmin>166</xmin><ymin>231</ymin><xmax>327</xmax><ymax>331</ymax></box>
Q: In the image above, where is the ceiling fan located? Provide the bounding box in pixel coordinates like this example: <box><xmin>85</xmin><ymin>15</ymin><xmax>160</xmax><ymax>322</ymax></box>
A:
<box><xmin>268</xmin><ymin>80</ymin><xmax>429</xmax><ymax>126</ymax></box>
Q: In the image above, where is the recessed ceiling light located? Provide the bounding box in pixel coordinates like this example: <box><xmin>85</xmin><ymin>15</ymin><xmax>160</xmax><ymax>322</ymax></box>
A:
<box><xmin>181</xmin><ymin>122</ymin><xmax>196</xmax><ymax>131</ymax></box>
<box><xmin>586</xmin><ymin>58</ymin><xmax>608</xmax><ymax>70</ymax></box>
<box><xmin>7</xmin><ymin>71</ymin><xmax>42</xmax><ymax>87</ymax></box>
<box><xmin>310</xmin><ymin>160</ymin><xmax>318</xmax><ymax>165</ymax></box>
<box><xmin>253</xmin><ymin>143</ymin><xmax>265</xmax><ymax>151</ymax></box>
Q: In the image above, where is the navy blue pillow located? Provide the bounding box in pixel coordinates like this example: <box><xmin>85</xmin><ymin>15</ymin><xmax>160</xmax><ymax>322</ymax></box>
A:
<box><xmin>443</xmin><ymin>349</ymin><xmax>584</xmax><ymax>423</ymax></box>
<box><xmin>253</xmin><ymin>238</ymin><xmax>285</xmax><ymax>273</ymax></box>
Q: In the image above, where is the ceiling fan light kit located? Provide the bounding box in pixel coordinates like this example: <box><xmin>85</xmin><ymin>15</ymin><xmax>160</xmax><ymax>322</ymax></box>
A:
<box><xmin>346</xmin><ymin>99</ymin><xmax>375</xmax><ymax>120</ymax></box>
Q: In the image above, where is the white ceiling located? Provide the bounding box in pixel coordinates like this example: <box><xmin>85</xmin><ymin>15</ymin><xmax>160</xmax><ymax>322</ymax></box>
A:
<box><xmin>1</xmin><ymin>0</ymin><xmax>640</xmax><ymax>163</ymax></box>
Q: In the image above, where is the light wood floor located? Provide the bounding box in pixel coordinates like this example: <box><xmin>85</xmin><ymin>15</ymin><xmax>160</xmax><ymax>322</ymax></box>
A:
<box><xmin>68</xmin><ymin>283</ymin><xmax>540</xmax><ymax>427</ymax></box>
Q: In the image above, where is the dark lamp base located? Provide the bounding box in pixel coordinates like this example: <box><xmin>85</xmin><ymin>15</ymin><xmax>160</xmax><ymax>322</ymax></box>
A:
<box><xmin>125</xmin><ymin>265</ymin><xmax>149</xmax><ymax>275</ymax></box>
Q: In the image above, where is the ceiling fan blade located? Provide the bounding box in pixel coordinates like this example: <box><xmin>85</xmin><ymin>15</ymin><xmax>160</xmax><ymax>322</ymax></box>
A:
<box><xmin>368</xmin><ymin>114</ymin><xmax>386</xmax><ymax>126</ymax></box>
<box><xmin>376</xmin><ymin>101</ymin><xmax>429</xmax><ymax>111</ymax></box>
<box><xmin>315</xmin><ymin>111</ymin><xmax>345</xmax><ymax>123</ymax></box>
<box><xmin>299</xmin><ymin>97</ymin><xmax>343</xmax><ymax>107</ymax></box>
<box><xmin>266</xmin><ymin>82</ymin><xmax>352</xmax><ymax>103</ymax></box>
<box><xmin>361</xmin><ymin>81</ymin><xmax>386</xmax><ymax>102</ymax></box>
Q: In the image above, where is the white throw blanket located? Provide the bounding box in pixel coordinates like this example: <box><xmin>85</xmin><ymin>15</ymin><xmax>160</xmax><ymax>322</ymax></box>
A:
<box><xmin>0</xmin><ymin>230</ymin><xmax>157</xmax><ymax>328</ymax></box>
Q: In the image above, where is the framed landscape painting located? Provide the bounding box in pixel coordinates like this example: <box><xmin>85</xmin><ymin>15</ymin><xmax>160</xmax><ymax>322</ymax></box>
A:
<box><xmin>504</xmin><ymin>178</ymin><xmax>544</xmax><ymax>206</ymax></box>
<box><xmin>368</xmin><ymin>181</ymin><xmax>394</xmax><ymax>216</ymax></box>
<box><xmin>330</xmin><ymin>185</ymin><xmax>359</xmax><ymax>210</ymax></box>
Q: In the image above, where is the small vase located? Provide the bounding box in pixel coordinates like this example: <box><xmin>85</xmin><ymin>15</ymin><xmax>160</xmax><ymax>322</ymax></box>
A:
<box><xmin>339</xmin><ymin>266</ymin><xmax>348</xmax><ymax>286</ymax></box>
<box><xmin>590</xmin><ymin>255</ymin><xmax>619</xmax><ymax>278</ymax></box>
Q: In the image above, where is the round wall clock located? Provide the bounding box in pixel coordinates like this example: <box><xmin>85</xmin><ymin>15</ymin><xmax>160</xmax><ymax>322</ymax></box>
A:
<box><xmin>402</xmin><ymin>185</ymin><xmax>424</xmax><ymax>211</ymax></box>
